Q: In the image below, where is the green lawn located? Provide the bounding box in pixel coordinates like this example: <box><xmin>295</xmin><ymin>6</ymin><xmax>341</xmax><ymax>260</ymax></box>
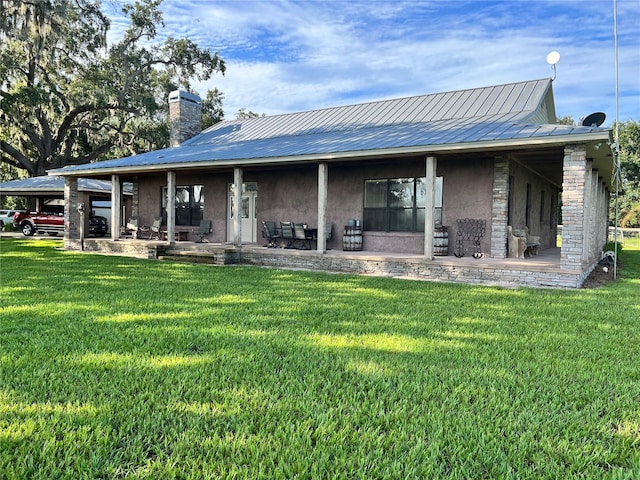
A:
<box><xmin>1</xmin><ymin>238</ymin><xmax>639</xmax><ymax>479</ymax></box>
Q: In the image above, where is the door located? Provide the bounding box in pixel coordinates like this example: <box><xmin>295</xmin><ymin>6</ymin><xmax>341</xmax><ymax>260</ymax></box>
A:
<box><xmin>227</xmin><ymin>183</ymin><xmax>258</xmax><ymax>243</ymax></box>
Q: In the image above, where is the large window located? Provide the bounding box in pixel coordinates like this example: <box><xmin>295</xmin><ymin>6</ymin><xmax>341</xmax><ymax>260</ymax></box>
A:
<box><xmin>161</xmin><ymin>185</ymin><xmax>204</xmax><ymax>226</ymax></box>
<box><xmin>363</xmin><ymin>177</ymin><xmax>443</xmax><ymax>232</ymax></box>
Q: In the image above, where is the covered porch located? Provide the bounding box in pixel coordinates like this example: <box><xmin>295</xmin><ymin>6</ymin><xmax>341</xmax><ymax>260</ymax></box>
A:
<box><xmin>59</xmin><ymin>140</ymin><xmax>610</xmax><ymax>289</ymax></box>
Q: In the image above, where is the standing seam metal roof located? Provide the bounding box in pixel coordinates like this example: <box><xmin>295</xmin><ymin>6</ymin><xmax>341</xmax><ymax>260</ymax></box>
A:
<box><xmin>187</xmin><ymin>79</ymin><xmax>552</xmax><ymax>148</ymax></box>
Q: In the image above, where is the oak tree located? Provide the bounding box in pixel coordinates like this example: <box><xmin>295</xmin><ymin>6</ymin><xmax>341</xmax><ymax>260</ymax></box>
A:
<box><xmin>0</xmin><ymin>0</ymin><xmax>225</xmax><ymax>176</ymax></box>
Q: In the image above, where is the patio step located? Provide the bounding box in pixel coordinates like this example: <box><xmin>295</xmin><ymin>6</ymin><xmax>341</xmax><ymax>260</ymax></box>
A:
<box><xmin>157</xmin><ymin>248</ymin><xmax>239</xmax><ymax>265</ymax></box>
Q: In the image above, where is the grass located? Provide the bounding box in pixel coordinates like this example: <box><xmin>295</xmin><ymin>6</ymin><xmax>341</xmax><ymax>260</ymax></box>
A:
<box><xmin>1</xmin><ymin>237</ymin><xmax>639</xmax><ymax>479</ymax></box>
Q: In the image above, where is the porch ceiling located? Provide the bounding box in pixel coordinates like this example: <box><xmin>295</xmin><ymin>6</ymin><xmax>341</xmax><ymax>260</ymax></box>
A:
<box><xmin>508</xmin><ymin>144</ymin><xmax>613</xmax><ymax>189</ymax></box>
<box><xmin>510</xmin><ymin>146</ymin><xmax>564</xmax><ymax>187</ymax></box>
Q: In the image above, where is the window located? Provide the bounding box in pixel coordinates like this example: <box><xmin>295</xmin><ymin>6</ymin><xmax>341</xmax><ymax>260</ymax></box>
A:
<box><xmin>363</xmin><ymin>177</ymin><xmax>443</xmax><ymax>232</ymax></box>
<box><xmin>161</xmin><ymin>185</ymin><xmax>204</xmax><ymax>226</ymax></box>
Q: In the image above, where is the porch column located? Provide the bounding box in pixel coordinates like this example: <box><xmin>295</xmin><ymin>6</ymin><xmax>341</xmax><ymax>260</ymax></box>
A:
<box><xmin>581</xmin><ymin>161</ymin><xmax>594</xmax><ymax>262</ymax></box>
<box><xmin>233</xmin><ymin>167</ymin><xmax>243</xmax><ymax>247</ymax></box>
<box><xmin>317</xmin><ymin>162</ymin><xmax>328</xmax><ymax>253</ymax></box>
<box><xmin>167</xmin><ymin>171</ymin><xmax>176</xmax><ymax>245</ymax></box>
<box><xmin>491</xmin><ymin>156</ymin><xmax>509</xmax><ymax>258</ymax></box>
<box><xmin>598</xmin><ymin>180</ymin><xmax>608</xmax><ymax>247</ymax></box>
<box><xmin>111</xmin><ymin>175</ymin><xmax>121</xmax><ymax>241</ymax></box>
<box><xmin>588</xmin><ymin>168</ymin><xmax>599</xmax><ymax>260</ymax></box>
<box><xmin>560</xmin><ymin>144</ymin><xmax>587</xmax><ymax>270</ymax></box>
<box><xmin>64</xmin><ymin>177</ymin><xmax>79</xmax><ymax>249</ymax></box>
<box><xmin>605</xmin><ymin>188</ymin><xmax>611</xmax><ymax>244</ymax></box>
<box><xmin>423</xmin><ymin>155</ymin><xmax>437</xmax><ymax>260</ymax></box>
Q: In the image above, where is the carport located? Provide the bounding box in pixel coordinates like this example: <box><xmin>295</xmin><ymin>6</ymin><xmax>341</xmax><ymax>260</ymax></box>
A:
<box><xmin>0</xmin><ymin>176</ymin><xmax>132</xmax><ymax>235</ymax></box>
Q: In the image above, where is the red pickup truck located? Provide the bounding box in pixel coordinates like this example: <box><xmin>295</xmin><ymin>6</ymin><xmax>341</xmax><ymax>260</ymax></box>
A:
<box><xmin>13</xmin><ymin>206</ymin><xmax>108</xmax><ymax>237</ymax></box>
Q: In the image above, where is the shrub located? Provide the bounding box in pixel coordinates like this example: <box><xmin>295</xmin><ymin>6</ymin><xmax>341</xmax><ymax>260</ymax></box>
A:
<box><xmin>603</xmin><ymin>240</ymin><xmax>623</xmax><ymax>256</ymax></box>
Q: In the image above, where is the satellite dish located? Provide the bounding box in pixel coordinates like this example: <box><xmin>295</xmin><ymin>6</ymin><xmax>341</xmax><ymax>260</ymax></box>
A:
<box><xmin>582</xmin><ymin>112</ymin><xmax>606</xmax><ymax>127</ymax></box>
<box><xmin>546</xmin><ymin>51</ymin><xmax>561</xmax><ymax>65</ymax></box>
<box><xmin>546</xmin><ymin>51</ymin><xmax>560</xmax><ymax>81</ymax></box>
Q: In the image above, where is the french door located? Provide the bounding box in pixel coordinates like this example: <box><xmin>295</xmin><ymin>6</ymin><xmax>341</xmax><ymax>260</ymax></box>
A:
<box><xmin>227</xmin><ymin>183</ymin><xmax>257</xmax><ymax>243</ymax></box>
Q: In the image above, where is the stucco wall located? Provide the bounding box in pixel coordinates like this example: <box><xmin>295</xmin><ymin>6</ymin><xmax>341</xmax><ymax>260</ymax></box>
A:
<box><xmin>438</xmin><ymin>157</ymin><xmax>494</xmax><ymax>256</ymax></box>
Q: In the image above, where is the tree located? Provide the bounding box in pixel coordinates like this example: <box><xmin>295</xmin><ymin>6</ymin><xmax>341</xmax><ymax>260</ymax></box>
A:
<box><xmin>235</xmin><ymin>108</ymin><xmax>265</xmax><ymax>120</ymax></box>
<box><xmin>202</xmin><ymin>88</ymin><xmax>225</xmax><ymax>129</ymax></box>
<box><xmin>0</xmin><ymin>0</ymin><xmax>225</xmax><ymax>177</ymax></box>
<box><xmin>614</xmin><ymin>120</ymin><xmax>640</xmax><ymax>224</ymax></box>
<box><xmin>556</xmin><ymin>115</ymin><xmax>576</xmax><ymax>125</ymax></box>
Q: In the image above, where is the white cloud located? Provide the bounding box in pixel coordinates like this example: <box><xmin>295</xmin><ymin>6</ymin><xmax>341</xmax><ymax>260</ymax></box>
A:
<box><xmin>108</xmin><ymin>0</ymin><xmax>639</xmax><ymax>123</ymax></box>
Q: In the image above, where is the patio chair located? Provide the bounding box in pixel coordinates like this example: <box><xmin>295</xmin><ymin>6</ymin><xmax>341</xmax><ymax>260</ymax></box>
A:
<box><xmin>293</xmin><ymin>222</ymin><xmax>311</xmax><ymax>249</ymax></box>
<box><xmin>150</xmin><ymin>217</ymin><xmax>164</xmax><ymax>240</ymax></box>
<box><xmin>280</xmin><ymin>221</ymin><xmax>295</xmax><ymax>248</ymax></box>
<box><xmin>196</xmin><ymin>219</ymin><xmax>212</xmax><ymax>243</ymax></box>
<box><xmin>262</xmin><ymin>221</ymin><xmax>281</xmax><ymax>247</ymax></box>
<box><xmin>122</xmin><ymin>217</ymin><xmax>139</xmax><ymax>239</ymax></box>
<box><xmin>325</xmin><ymin>223</ymin><xmax>333</xmax><ymax>241</ymax></box>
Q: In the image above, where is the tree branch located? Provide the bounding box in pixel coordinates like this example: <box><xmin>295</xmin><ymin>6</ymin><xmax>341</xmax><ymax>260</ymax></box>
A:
<box><xmin>0</xmin><ymin>140</ymin><xmax>36</xmax><ymax>175</ymax></box>
<box><xmin>66</xmin><ymin>139</ymin><xmax>115</xmax><ymax>165</ymax></box>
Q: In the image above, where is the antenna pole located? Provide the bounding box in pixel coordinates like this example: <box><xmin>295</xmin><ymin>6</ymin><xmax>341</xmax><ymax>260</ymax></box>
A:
<box><xmin>613</xmin><ymin>0</ymin><xmax>620</xmax><ymax>279</ymax></box>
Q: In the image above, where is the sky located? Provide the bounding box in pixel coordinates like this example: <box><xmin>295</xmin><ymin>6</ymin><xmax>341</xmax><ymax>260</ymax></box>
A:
<box><xmin>104</xmin><ymin>0</ymin><xmax>640</xmax><ymax>126</ymax></box>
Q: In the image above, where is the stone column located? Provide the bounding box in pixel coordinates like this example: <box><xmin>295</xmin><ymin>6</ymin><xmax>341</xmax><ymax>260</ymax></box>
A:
<box><xmin>580</xmin><ymin>161</ymin><xmax>592</xmax><ymax>262</ymax></box>
<box><xmin>111</xmin><ymin>175</ymin><xmax>121</xmax><ymax>241</ymax></box>
<box><xmin>317</xmin><ymin>162</ymin><xmax>328</xmax><ymax>253</ymax></box>
<box><xmin>167</xmin><ymin>171</ymin><xmax>176</xmax><ymax>245</ymax></box>
<box><xmin>589</xmin><ymin>169</ymin><xmax>599</xmax><ymax>259</ymax></box>
<box><xmin>423</xmin><ymin>156</ymin><xmax>437</xmax><ymax>260</ymax></box>
<box><xmin>64</xmin><ymin>177</ymin><xmax>79</xmax><ymax>249</ymax></box>
<box><xmin>561</xmin><ymin>144</ymin><xmax>587</xmax><ymax>270</ymax></box>
<box><xmin>233</xmin><ymin>168</ymin><xmax>243</xmax><ymax>247</ymax></box>
<box><xmin>491</xmin><ymin>156</ymin><xmax>509</xmax><ymax>258</ymax></box>
<box><xmin>600</xmin><ymin>181</ymin><xmax>609</xmax><ymax>247</ymax></box>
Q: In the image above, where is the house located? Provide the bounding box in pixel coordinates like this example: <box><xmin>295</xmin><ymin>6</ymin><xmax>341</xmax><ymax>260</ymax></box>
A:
<box><xmin>49</xmin><ymin>79</ymin><xmax>614</xmax><ymax>288</ymax></box>
<box><xmin>0</xmin><ymin>176</ymin><xmax>132</xmax><ymax>235</ymax></box>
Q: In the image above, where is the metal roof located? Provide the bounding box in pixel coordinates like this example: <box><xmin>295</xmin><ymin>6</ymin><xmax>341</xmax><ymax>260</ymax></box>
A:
<box><xmin>50</xmin><ymin>79</ymin><xmax>611</xmax><ymax>177</ymax></box>
<box><xmin>186</xmin><ymin>79</ymin><xmax>554</xmax><ymax>146</ymax></box>
<box><xmin>0</xmin><ymin>176</ymin><xmax>132</xmax><ymax>196</ymax></box>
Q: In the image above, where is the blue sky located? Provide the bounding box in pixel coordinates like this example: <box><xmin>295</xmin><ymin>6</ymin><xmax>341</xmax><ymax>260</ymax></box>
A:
<box><xmin>105</xmin><ymin>0</ymin><xmax>639</xmax><ymax>125</ymax></box>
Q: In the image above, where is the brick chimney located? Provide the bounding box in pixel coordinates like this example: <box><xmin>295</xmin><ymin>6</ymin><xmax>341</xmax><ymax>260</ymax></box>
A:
<box><xmin>168</xmin><ymin>90</ymin><xmax>202</xmax><ymax>147</ymax></box>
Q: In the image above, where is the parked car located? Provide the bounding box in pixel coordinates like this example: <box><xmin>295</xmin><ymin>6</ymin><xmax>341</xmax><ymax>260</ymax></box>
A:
<box><xmin>88</xmin><ymin>214</ymin><xmax>108</xmax><ymax>237</ymax></box>
<box><xmin>0</xmin><ymin>209</ymin><xmax>26</xmax><ymax>228</ymax></box>
<box><xmin>13</xmin><ymin>207</ymin><xmax>108</xmax><ymax>237</ymax></box>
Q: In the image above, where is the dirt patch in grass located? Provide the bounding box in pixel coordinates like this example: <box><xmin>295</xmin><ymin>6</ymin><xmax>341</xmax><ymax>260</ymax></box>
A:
<box><xmin>582</xmin><ymin>259</ymin><xmax>619</xmax><ymax>288</ymax></box>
